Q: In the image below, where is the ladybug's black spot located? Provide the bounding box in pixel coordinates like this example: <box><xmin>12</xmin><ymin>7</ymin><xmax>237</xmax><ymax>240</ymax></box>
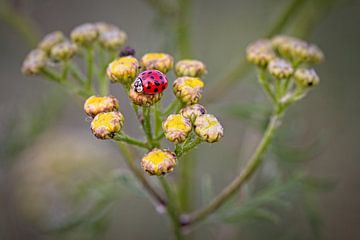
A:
<box><xmin>150</xmin><ymin>76</ymin><xmax>155</xmax><ymax>79</ymax></box>
<box><xmin>148</xmin><ymin>71</ymin><xmax>152</xmax><ymax>74</ymax></box>
<box><xmin>159</xmin><ymin>75</ymin><xmax>163</xmax><ymax>79</ymax></box>
<box><xmin>154</xmin><ymin>88</ymin><xmax>158</xmax><ymax>92</ymax></box>
<box><xmin>154</xmin><ymin>81</ymin><xmax>160</xmax><ymax>86</ymax></box>
<box><xmin>162</xmin><ymin>86</ymin><xmax>166</xmax><ymax>90</ymax></box>
<box><xmin>147</xmin><ymin>86</ymin><xmax>151</xmax><ymax>89</ymax></box>
<box><xmin>200</xmin><ymin>108</ymin><xmax>206</xmax><ymax>114</ymax></box>
<box><xmin>141</xmin><ymin>72</ymin><xmax>146</xmax><ymax>75</ymax></box>
<box><xmin>161</xmin><ymin>80</ymin><xmax>165</xmax><ymax>84</ymax></box>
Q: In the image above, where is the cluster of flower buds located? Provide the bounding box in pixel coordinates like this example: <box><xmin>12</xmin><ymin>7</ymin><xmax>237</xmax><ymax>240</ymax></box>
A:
<box><xmin>246</xmin><ymin>35</ymin><xmax>324</xmax><ymax>103</ymax></box>
<box><xmin>84</xmin><ymin>95</ymin><xmax>124</xmax><ymax>139</ymax></box>
<box><xmin>21</xmin><ymin>22</ymin><xmax>127</xmax><ymax>76</ymax></box>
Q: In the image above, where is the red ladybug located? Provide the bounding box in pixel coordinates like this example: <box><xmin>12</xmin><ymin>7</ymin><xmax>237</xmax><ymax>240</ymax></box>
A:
<box><xmin>133</xmin><ymin>70</ymin><xmax>168</xmax><ymax>94</ymax></box>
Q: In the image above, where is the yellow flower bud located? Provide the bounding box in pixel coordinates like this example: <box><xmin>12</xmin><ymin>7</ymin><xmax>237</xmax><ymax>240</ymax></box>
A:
<box><xmin>38</xmin><ymin>31</ymin><xmax>65</xmax><ymax>53</ymax></box>
<box><xmin>84</xmin><ymin>95</ymin><xmax>120</xmax><ymax>118</ymax></box>
<box><xmin>140</xmin><ymin>53</ymin><xmax>174</xmax><ymax>73</ymax></box>
<box><xmin>50</xmin><ymin>41</ymin><xmax>77</xmax><ymax>61</ymax></box>
<box><xmin>98</xmin><ymin>28</ymin><xmax>127</xmax><ymax>50</ymax></box>
<box><xmin>267</xmin><ymin>58</ymin><xmax>293</xmax><ymax>79</ymax></box>
<box><xmin>21</xmin><ymin>49</ymin><xmax>47</xmax><ymax>75</ymax></box>
<box><xmin>141</xmin><ymin>148</ymin><xmax>177</xmax><ymax>175</ymax></box>
<box><xmin>91</xmin><ymin>112</ymin><xmax>124</xmax><ymax>139</ymax></box>
<box><xmin>107</xmin><ymin>56</ymin><xmax>140</xmax><ymax>84</ymax></box>
<box><xmin>162</xmin><ymin>114</ymin><xmax>192</xmax><ymax>143</ymax></box>
<box><xmin>175</xmin><ymin>59</ymin><xmax>207</xmax><ymax>77</ymax></box>
<box><xmin>179</xmin><ymin>104</ymin><xmax>207</xmax><ymax>123</ymax></box>
<box><xmin>194</xmin><ymin>114</ymin><xmax>223</xmax><ymax>143</ymax></box>
<box><xmin>294</xmin><ymin>68</ymin><xmax>320</xmax><ymax>87</ymax></box>
<box><xmin>70</xmin><ymin>23</ymin><xmax>98</xmax><ymax>46</ymax></box>
<box><xmin>246</xmin><ymin>39</ymin><xmax>276</xmax><ymax>67</ymax></box>
<box><xmin>128</xmin><ymin>85</ymin><xmax>162</xmax><ymax>106</ymax></box>
<box><xmin>173</xmin><ymin>77</ymin><xmax>204</xmax><ymax>105</ymax></box>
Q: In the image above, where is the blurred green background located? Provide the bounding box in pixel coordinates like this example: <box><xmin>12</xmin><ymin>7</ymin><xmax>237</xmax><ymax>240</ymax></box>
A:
<box><xmin>0</xmin><ymin>0</ymin><xmax>359</xmax><ymax>239</ymax></box>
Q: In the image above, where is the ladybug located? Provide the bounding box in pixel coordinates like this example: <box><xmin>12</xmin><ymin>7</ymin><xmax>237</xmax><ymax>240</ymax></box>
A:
<box><xmin>133</xmin><ymin>70</ymin><xmax>168</xmax><ymax>94</ymax></box>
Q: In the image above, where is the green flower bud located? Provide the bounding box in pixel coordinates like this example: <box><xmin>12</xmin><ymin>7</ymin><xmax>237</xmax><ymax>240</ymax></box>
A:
<box><xmin>175</xmin><ymin>59</ymin><xmax>207</xmax><ymax>77</ymax></box>
<box><xmin>38</xmin><ymin>31</ymin><xmax>65</xmax><ymax>53</ymax></box>
<box><xmin>173</xmin><ymin>77</ymin><xmax>205</xmax><ymax>105</ymax></box>
<box><xmin>179</xmin><ymin>104</ymin><xmax>207</xmax><ymax>123</ymax></box>
<box><xmin>294</xmin><ymin>68</ymin><xmax>320</xmax><ymax>87</ymax></box>
<box><xmin>140</xmin><ymin>53</ymin><xmax>174</xmax><ymax>73</ymax></box>
<box><xmin>194</xmin><ymin>114</ymin><xmax>223</xmax><ymax>143</ymax></box>
<box><xmin>128</xmin><ymin>84</ymin><xmax>162</xmax><ymax>106</ymax></box>
<box><xmin>98</xmin><ymin>28</ymin><xmax>127</xmax><ymax>50</ymax></box>
<box><xmin>21</xmin><ymin>49</ymin><xmax>48</xmax><ymax>75</ymax></box>
<box><xmin>70</xmin><ymin>23</ymin><xmax>98</xmax><ymax>46</ymax></box>
<box><xmin>162</xmin><ymin>114</ymin><xmax>192</xmax><ymax>143</ymax></box>
<box><xmin>91</xmin><ymin>112</ymin><xmax>124</xmax><ymax>139</ymax></box>
<box><xmin>141</xmin><ymin>148</ymin><xmax>177</xmax><ymax>176</ymax></box>
<box><xmin>84</xmin><ymin>95</ymin><xmax>120</xmax><ymax>118</ymax></box>
<box><xmin>50</xmin><ymin>41</ymin><xmax>77</xmax><ymax>61</ymax></box>
<box><xmin>246</xmin><ymin>39</ymin><xmax>276</xmax><ymax>67</ymax></box>
<box><xmin>267</xmin><ymin>58</ymin><xmax>293</xmax><ymax>79</ymax></box>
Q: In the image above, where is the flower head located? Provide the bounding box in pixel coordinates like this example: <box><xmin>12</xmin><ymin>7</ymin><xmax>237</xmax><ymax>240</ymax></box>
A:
<box><xmin>162</xmin><ymin>114</ymin><xmax>192</xmax><ymax>143</ymax></box>
<box><xmin>38</xmin><ymin>31</ymin><xmax>65</xmax><ymax>53</ymax></box>
<box><xmin>294</xmin><ymin>68</ymin><xmax>320</xmax><ymax>87</ymax></box>
<box><xmin>194</xmin><ymin>114</ymin><xmax>223</xmax><ymax>143</ymax></box>
<box><xmin>129</xmin><ymin>84</ymin><xmax>162</xmax><ymax>106</ymax></box>
<box><xmin>246</xmin><ymin>39</ymin><xmax>276</xmax><ymax>67</ymax></box>
<box><xmin>98</xmin><ymin>27</ymin><xmax>127</xmax><ymax>50</ymax></box>
<box><xmin>21</xmin><ymin>49</ymin><xmax>47</xmax><ymax>75</ymax></box>
<box><xmin>50</xmin><ymin>41</ymin><xmax>77</xmax><ymax>61</ymax></box>
<box><xmin>141</xmin><ymin>148</ymin><xmax>177</xmax><ymax>175</ymax></box>
<box><xmin>91</xmin><ymin>112</ymin><xmax>124</xmax><ymax>139</ymax></box>
<box><xmin>173</xmin><ymin>77</ymin><xmax>204</xmax><ymax>105</ymax></box>
<box><xmin>70</xmin><ymin>23</ymin><xmax>98</xmax><ymax>46</ymax></box>
<box><xmin>84</xmin><ymin>96</ymin><xmax>120</xmax><ymax>118</ymax></box>
<box><xmin>140</xmin><ymin>53</ymin><xmax>173</xmax><ymax>73</ymax></box>
<box><xmin>175</xmin><ymin>59</ymin><xmax>207</xmax><ymax>77</ymax></box>
<box><xmin>179</xmin><ymin>104</ymin><xmax>207</xmax><ymax>123</ymax></box>
<box><xmin>107</xmin><ymin>56</ymin><xmax>140</xmax><ymax>84</ymax></box>
<box><xmin>267</xmin><ymin>58</ymin><xmax>293</xmax><ymax>79</ymax></box>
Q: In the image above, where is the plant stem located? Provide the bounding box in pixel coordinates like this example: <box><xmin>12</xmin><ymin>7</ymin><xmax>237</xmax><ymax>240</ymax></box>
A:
<box><xmin>142</xmin><ymin>106</ymin><xmax>155</xmax><ymax>147</ymax></box>
<box><xmin>85</xmin><ymin>46</ymin><xmax>94</xmax><ymax>92</ymax></box>
<box><xmin>203</xmin><ymin>0</ymin><xmax>308</xmax><ymax>104</ymax></box>
<box><xmin>163</xmin><ymin>99</ymin><xmax>180</xmax><ymax>116</ymax></box>
<box><xmin>258</xmin><ymin>69</ymin><xmax>277</xmax><ymax>104</ymax></box>
<box><xmin>154</xmin><ymin>102</ymin><xmax>162</xmax><ymax>137</ymax></box>
<box><xmin>183</xmin><ymin>107</ymin><xmax>285</xmax><ymax>225</ymax></box>
<box><xmin>176</xmin><ymin>0</ymin><xmax>191</xmax><ymax>58</ymax></box>
<box><xmin>116</xmin><ymin>142</ymin><xmax>166</xmax><ymax>206</ymax></box>
<box><xmin>113</xmin><ymin>133</ymin><xmax>150</xmax><ymax>149</ymax></box>
<box><xmin>159</xmin><ymin>177</ymin><xmax>184</xmax><ymax>240</ymax></box>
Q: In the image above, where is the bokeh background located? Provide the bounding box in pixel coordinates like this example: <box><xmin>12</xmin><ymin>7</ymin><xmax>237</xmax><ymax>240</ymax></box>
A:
<box><xmin>0</xmin><ymin>0</ymin><xmax>359</xmax><ymax>239</ymax></box>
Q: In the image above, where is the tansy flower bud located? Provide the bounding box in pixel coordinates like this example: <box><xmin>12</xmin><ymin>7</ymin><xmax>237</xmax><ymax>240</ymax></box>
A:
<box><xmin>21</xmin><ymin>49</ymin><xmax>47</xmax><ymax>75</ymax></box>
<box><xmin>173</xmin><ymin>77</ymin><xmax>204</xmax><ymax>105</ymax></box>
<box><xmin>70</xmin><ymin>23</ymin><xmax>98</xmax><ymax>46</ymax></box>
<box><xmin>95</xmin><ymin>22</ymin><xmax>116</xmax><ymax>33</ymax></box>
<box><xmin>162</xmin><ymin>114</ymin><xmax>192</xmax><ymax>143</ymax></box>
<box><xmin>141</xmin><ymin>148</ymin><xmax>177</xmax><ymax>175</ymax></box>
<box><xmin>107</xmin><ymin>56</ymin><xmax>140</xmax><ymax>84</ymax></box>
<box><xmin>140</xmin><ymin>53</ymin><xmax>174</xmax><ymax>73</ymax></box>
<box><xmin>120</xmin><ymin>46</ymin><xmax>136</xmax><ymax>57</ymax></box>
<box><xmin>267</xmin><ymin>58</ymin><xmax>294</xmax><ymax>79</ymax></box>
<box><xmin>246</xmin><ymin>39</ymin><xmax>276</xmax><ymax>67</ymax></box>
<box><xmin>175</xmin><ymin>59</ymin><xmax>207</xmax><ymax>77</ymax></box>
<box><xmin>50</xmin><ymin>41</ymin><xmax>77</xmax><ymax>61</ymax></box>
<box><xmin>179</xmin><ymin>104</ymin><xmax>207</xmax><ymax>123</ymax></box>
<box><xmin>294</xmin><ymin>68</ymin><xmax>320</xmax><ymax>87</ymax></box>
<box><xmin>91</xmin><ymin>111</ymin><xmax>124</xmax><ymax>139</ymax></box>
<box><xmin>84</xmin><ymin>95</ymin><xmax>120</xmax><ymax>118</ymax></box>
<box><xmin>194</xmin><ymin>114</ymin><xmax>223</xmax><ymax>143</ymax></box>
<box><xmin>128</xmin><ymin>85</ymin><xmax>162</xmax><ymax>106</ymax></box>
<box><xmin>98</xmin><ymin>28</ymin><xmax>127</xmax><ymax>50</ymax></box>
<box><xmin>307</xmin><ymin>44</ymin><xmax>324</xmax><ymax>64</ymax></box>
<box><xmin>38</xmin><ymin>31</ymin><xmax>65</xmax><ymax>53</ymax></box>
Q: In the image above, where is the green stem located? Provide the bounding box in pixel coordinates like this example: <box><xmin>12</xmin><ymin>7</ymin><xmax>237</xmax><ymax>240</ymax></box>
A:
<box><xmin>258</xmin><ymin>69</ymin><xmax>277</xmax><ymax>103</ymax></box>
<box><xmin>61</xmin><ymin>60</ymin><xmax>70</xmax><ymax>81</ymax></box>
<box><xmin>159</xmin><ymin>177</ymin><xmax>184</xmax><ymax>240</ymax></box>
<box><xmin>176</xmin><ymin>0</ymin><xmax>191</xmax><ymax>58</ymax></box>
<box><xmin>113</xmin><ymin>133</ymin><xmax>150</xmax><ymax>149</ymax></box>
<box><xmin>163</xmin><ymin>99</ymin><xmax>180</xmax><ymax>116</ymax></box>
<box><xmin>98</xmin><ymin>46</ymin><xmax>109</xmax><ymax>96</ymax></box>
<box><xmin>143</xmin><ymin>106</ymin><xmax>155</xmax><ymax>147</ymax></box>
<box><xmin>85</xmin><ymin>46</ymin><xmax>94</xmax><ymax>92</ymax></box>
<box><xmin>176</xmin><ymin>137</ymin><xmax>202</xmax><ymax>158</ymax></box>
<box><xmin>69</xmin><ymin>61</ymin><xmax>86</xmax><ymax>84</ymax></box>
<box><xmin>154</xmin><ymin>102</ymin><xmax>162</xmax><ymax>137</ymax></box>
<box><xmin>178</xmin><ymin>153</ymin><xmax>193</xmax><ymax>211</ymax></box>
<box><xmin>183</xmin><ymin>108</ymin><xmax>285</xmax><ymax>225</ymax></box>
<box><xmin>116</xmin><ymin>142</ymin><xmax>166</xmax><ymax>206</ymax></box>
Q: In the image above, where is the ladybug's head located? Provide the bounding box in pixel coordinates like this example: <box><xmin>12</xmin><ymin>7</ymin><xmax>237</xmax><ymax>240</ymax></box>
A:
<box><xmin>134</xmin><ymin>77</ymin><xmax>143</xmax><ymax>93</ymax></box>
